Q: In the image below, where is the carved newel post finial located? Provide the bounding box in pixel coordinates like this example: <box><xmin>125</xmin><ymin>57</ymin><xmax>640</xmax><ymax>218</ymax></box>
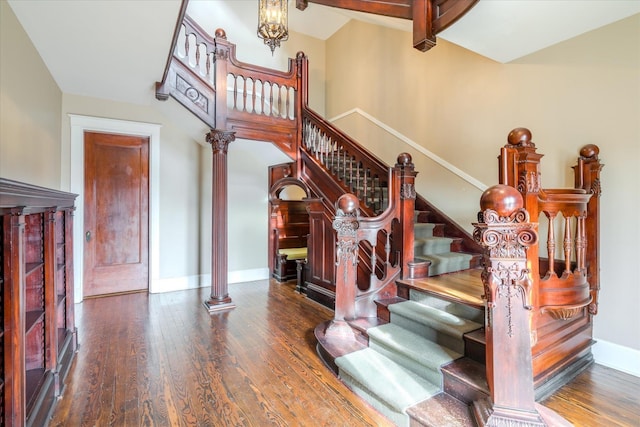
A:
<box><xmin>472</xmin><ymin>185</ymin><xmax>569</xmax><ymax>427</ymax></box>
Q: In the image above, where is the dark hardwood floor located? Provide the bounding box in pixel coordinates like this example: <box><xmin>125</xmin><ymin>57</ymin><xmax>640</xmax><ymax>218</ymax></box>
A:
<box><xmin>50</xmin><ymin>280</ymin><xmax>640</xmax><ymax>426</ymax></box>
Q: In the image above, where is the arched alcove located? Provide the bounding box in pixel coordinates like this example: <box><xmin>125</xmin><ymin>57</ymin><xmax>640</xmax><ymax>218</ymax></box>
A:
<box><xmin>268</xmin><ymin>177</ymin><xmax>310</xmax><ymax>283</ymax></box>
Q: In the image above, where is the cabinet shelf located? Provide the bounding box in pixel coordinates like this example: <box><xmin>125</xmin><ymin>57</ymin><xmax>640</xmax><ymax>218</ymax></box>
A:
<box><xmin>25</xmin><ymin>310</ymin><xmax>45</xmax><ymax>334</ymax></box>
<box><xmin>25</xmin><ymin>368</ymin><xmax>46</xmax><ymax>410</ymax></box>
<box><xmin>25</xmin><ymin>262</ymin><xmax>44</xmax><ymax>277</ymax></box>
<box><xmin>1</xmin><ymin>178</ymin><xmax>78</xmax><ymax>427</ymax></box>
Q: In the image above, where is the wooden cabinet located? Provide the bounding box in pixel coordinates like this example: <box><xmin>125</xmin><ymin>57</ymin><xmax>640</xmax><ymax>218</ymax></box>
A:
<box><xmin>0</xmin><ymin>178</ymin><xmax>77</xmax><ymax>427</ymax></box>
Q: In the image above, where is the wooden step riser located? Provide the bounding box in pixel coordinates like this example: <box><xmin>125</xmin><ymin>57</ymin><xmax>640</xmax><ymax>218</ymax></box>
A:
<box><xmin>407</xmin><ymin>393</ymin><xmax>476</xmax><ymax>427</ymax></box>
<box><xmin>440</xmin><ymin>358</ymin><xmax>489</xmax><ymax>405</ymax></box>
<box><xmin>463</xmin><ymin>328</ymin><xmax>486</xmax><ymax>364</ymax></box>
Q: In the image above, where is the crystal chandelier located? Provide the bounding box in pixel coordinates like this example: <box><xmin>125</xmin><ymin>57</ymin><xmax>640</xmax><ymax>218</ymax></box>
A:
<box><xmin>257</xmin><ymin>0</ymin><xmax>289</xmax><ymax>55</ymax></box>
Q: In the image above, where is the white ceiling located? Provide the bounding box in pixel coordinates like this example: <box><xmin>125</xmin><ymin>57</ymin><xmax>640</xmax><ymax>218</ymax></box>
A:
<box><xmin>7</xmin><ymin>0</ymin><xmax>640</xmax><ymax>107</ymax></box>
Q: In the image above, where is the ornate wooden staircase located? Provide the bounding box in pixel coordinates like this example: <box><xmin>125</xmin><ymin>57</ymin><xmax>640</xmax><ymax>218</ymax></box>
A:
<box><xmin>155</xmin><ymin>6</ymin><xmax>603</xmax><ymax>426</ymax></box>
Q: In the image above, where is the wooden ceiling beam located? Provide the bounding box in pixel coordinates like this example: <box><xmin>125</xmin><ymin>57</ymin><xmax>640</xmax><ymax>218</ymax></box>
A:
<box><xmin>296</xmin><ymin>0</ymin><xmax>412</xmax><ymax>19</ymax></box>
<box><xmin>296</xmin><ymin>0</ymin><xmax>479</xmax><ymax>52</ymax></box>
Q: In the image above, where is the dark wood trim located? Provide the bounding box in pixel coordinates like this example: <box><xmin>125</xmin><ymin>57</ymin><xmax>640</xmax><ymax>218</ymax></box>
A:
<box><xmin>0</xmin><ymin>179</ymin><xmax>76</xmax><ymax>211</ymax></box>
<box><xmin>296</xmin><ymin>0</ymin><xmax>479</xmax><ymax>52</ymax></box>
<box><xmin>297</xmin><ymin>0</ymin><xmax>412</xmax><ymax>19</ymax></box>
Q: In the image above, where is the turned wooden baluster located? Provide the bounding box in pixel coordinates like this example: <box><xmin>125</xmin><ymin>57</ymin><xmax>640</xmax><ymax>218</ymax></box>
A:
<box><xmin>472</xmin><ymin>185</ymin><xmax>569</xmax><ymax>427</ymax></box>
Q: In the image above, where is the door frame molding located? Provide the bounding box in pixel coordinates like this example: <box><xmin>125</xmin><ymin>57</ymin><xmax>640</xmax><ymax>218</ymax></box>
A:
<box><xmin>68</xmin><ymin>114</ymin><xmax>160</xmax><ymax>302</ymax></box>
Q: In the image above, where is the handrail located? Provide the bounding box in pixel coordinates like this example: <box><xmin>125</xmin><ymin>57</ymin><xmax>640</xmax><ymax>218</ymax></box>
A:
<box><xmin>329</xmin><ymin>108</ymin><xmax>488</xmax><ymax>191</ymax></box>
<box><xmin>155</xmin><ymin>0</ymin><xmax>189</xmax><ymax>100</ymax></box>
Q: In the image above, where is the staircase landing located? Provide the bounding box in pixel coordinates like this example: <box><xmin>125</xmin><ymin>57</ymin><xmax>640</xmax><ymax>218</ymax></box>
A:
<box><xmin>397</xmin><ymin>268</ymin><xmax>484</xmax><ymax>310</ymax></box>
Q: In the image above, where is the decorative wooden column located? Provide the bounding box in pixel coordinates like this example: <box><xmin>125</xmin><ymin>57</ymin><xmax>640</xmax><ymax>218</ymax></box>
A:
<box><xmin>472</xmin><ymin>185</ymin><xmax>569</xmax><ymax>427</ymax></box>
<box><xmin>204</xmin><ymin>129</ymin><xmax>236</xmax><ymax>313</ymax></box>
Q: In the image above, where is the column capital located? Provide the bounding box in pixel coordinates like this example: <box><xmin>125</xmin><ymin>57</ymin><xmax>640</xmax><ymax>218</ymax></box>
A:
<box><xmin>206</xmin><ymin>129</ymin><xmax>236</xmax><ymax>154</ymax></box>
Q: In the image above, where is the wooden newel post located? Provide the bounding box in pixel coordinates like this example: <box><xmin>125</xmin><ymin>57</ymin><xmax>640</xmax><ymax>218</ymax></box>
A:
<box><xmin>472</xmin><ymin>185</ymin><xmax>569</xmax><ymax>426</ymax></box>
<box><xmin>396</xmin><ymin>153</ymin><xmax>417</xmax><ymax>279</ymax></box>
<box><xmin>573</xmin><ymin>144</ymin><xmax>603</xmax><ymax>315</ymax></box>
<box><xmin>204</xmin><ymin>129</ymin><xmax>236</xmax><ymax>313</ymax></box>
<box><xmin>324</xmin><ymin>194</ymin><xmax>360</xmax><ymax>339</ymax></box>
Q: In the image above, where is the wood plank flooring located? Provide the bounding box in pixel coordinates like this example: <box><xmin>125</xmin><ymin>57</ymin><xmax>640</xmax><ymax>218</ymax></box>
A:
<box><xmin>50</xmin><ymin>279</ymin><xmax>640</xmax><ymax>426</ymax></box>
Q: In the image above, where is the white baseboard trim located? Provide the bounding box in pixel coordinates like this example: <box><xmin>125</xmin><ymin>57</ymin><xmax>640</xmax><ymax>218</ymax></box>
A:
<box><xmin>153</xmin><ymin>268</ymin><xmax>271</xmax><ymax>294</ymax></box>
<box><xmin>228</xmin><ymin>268</ymin><xmax>270</xmax><ymax>284</ymax></box>
<box><xmin>153</xmin><ymin>275</ymin><xmax>204</xmax><ymax>293</ymax></box>
<box><xmin>592</xmin><ymin>338</ymin><xmax>640</xmax><ymax>377</ymax></box>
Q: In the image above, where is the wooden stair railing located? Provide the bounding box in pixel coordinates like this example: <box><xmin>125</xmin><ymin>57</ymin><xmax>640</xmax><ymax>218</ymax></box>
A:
<box><xmin>156</xmin><ymin>13</ymin><xmax>307</xmax><ymax>159</ymax></box>
<box><xmin>301</xmin><ymin>108</ymin><xmax>391</xmax><ymax>216</ymax></box>
<box><xmin>497</xmin><ymin>127</ymin><xmax>603</xmax><ymax>394</ymax></box>
<box><xmin>302</xmin><ymin>153</ymin><xmax>418</xmax><ymax>312</ymax></box>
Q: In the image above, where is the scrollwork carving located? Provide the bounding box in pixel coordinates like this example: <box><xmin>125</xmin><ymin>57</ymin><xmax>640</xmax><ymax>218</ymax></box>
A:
<box><xmin>215</xmin><ymin>46</ymin><xmax>229</xmax><ymax>60</ymax></box>
<box><xmin>590</xmin><ymin>178</ymin><xmax>602</xmax><ymax>197</ymax></box>
<box><xmin>400</xmin><ymin>183</ymin><xmax>416</xmax><ymax>200</ymax></box>
<box><xmin>517</xmin><ymin>171</ymin><xmax>540</xmax><ymax>193</ymax></box>
<box><xmin>335</xmin><ymin>239</ymin><xmax>358</xmax><ymax>267</ymax></box>
<box><xmin>474</xmin><ymin>206</ymin><xmax>538</xmax><ymax>337</ymax></box>
<box><xmin>176</xmin><ymin>74</ymin><xmax>209</xmax><ymax>113</ymax></box>
<box><xmin>486</xmin><ymin>261</ymin><xmax>534</xmax><ymax>337</ymax></box>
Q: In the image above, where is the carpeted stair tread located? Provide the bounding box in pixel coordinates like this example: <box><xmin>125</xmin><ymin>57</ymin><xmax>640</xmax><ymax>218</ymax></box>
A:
<box><xmin>389</xmin><ymin>300</ymin><xmax>482</xmax><ymax>340</ymax></box>
<box><xmin>415</xmin><ymin>252</ymin><xmax>474</xmax><ymax>276</ymax></box>
<box><xmin>368</xmin><ymin>323</ymin><xmax>461</xmax><ymax>375</ymax></box>
<box><xmin>414</xmin><ymin>236</ymin><xmax>454</xmax><ymax>254</ymax></box>
<box><xmin>408</xmin><ymin>291</ymin><xmax>484</xmax><ymax>324</ymax></box>
<box><xmin>336</xmin><ymin>348</ymin><xmax>440</xmax><ymax>414</ymax></box>
<box><xmin>414</xmin><ymin>222</ymin><xmax>438</xmax><ymax>239</ymax></box>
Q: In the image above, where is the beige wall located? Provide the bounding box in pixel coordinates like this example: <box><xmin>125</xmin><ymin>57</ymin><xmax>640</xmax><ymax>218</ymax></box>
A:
<box><xmin>0</xmin><ymin>0</ymin><xmax>62</xmax><ymax>188</ymax></box>
<box><xmin>326</xmin><ymin>16</ymin><xmax>640</xmax><ymax>351</ymax></box>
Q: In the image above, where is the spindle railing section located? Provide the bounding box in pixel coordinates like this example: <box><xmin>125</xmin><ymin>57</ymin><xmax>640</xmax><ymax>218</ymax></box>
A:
<box><xmin>498</xmin><ymin>128</ymin><xmax>602</xmax><ymax>322</ymax></box>
<box><xmin>156</xmin><ymin>14</ymin><xmax>306</xmax><ymax>159</ymax></box>
<box><xmin>301</xmin><ymin>109</ymin><xmax>390</xmax><ymax>216</ymax></box>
